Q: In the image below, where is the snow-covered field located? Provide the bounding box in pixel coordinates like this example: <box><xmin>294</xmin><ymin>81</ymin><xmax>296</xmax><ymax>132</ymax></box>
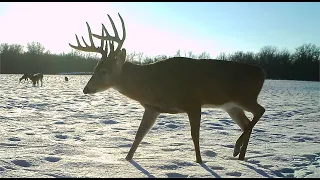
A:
<box><xmin>0</xmin><ymin>74</ymin><xmax>319</xmax><ymax>178</ymax></box>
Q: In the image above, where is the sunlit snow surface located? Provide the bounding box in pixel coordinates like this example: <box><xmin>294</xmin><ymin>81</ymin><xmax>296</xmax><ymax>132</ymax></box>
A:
<box><xmin>0</xmin><ymin>74</ymin><xmax>319</xmax><ymax>178</ymax></box>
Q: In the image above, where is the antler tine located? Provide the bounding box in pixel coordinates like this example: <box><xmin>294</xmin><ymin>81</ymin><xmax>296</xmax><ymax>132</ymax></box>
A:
<box><xmin>115</xmin><ymin>13</ymin><xmax>126</xmax><ymax>52</ymax></box>
<box><xmin>92</xmin><ymin>13</ymin><xmax>126</xmax><ymax>54</ymax></box>
<box><xmin>69</xmin><ymin>22</ymin><xmax>105</xmax><ymax>55</ymax></box>
<box><xmin>107</xmin><ymin>14</ymin><xmax>119</xmax><ymax>40</ymax></box>
<box><xmin>101</xmin><ymin>24</ymin><xmax>114</xmax><ymax>41</ymax></box>
<box><xmin>118</xmin><ymin>13</ymin><xmax>126</xmax><ymax>44</ymax></box>
<box><xmin>69</xmin><ymin>34</ymin><xmax>84</xmax><ymax>51</ymax></box>
<box><xmin>100</xmin><ymin>25</ymin><xmax>109</xmax><ymax>58</ymax></box>
<box><xmin>81</xmin><ymin>36</ymin><xmax>90</xmax><ymax>48</ymax></box>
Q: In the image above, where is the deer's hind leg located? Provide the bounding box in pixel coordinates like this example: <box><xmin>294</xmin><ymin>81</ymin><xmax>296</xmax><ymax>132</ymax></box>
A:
<box><xmin>225</xmin><ymin>106</ymin><xmax>251</xmax><ymax>159</ymax></box>
<box><xmin>233</xmin><ymin>102</ymin><xmax>265</xmax><ymax>160</ymax></box>
<box><xmin>226</xmin><ymin>106</ymin><xmax>250</xmax><ymax>131</ymax></box>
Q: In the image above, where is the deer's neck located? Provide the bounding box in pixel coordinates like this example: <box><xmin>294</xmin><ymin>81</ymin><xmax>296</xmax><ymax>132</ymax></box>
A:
<box><xmin>113</xmin><ymin>62</ymin><xmax>148</xmax><ymax>102</ymax></box>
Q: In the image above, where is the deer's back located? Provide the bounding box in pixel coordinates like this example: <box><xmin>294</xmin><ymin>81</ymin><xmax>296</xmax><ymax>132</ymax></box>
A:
<box><xmin>30</xmin><ymin>73</ymin><xmax>44</xmax><ymax>80</ymax></box>
<box><xmin>120</xmin><ymin>57</ymin><xmax>265</xmax><ymax>112</ymax></box>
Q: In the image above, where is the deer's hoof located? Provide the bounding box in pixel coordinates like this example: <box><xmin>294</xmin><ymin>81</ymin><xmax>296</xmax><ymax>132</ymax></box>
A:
<box><xmin>233</xmin><ymin>139</ymin><xmax>243</xmax><ymax>157</ymax></box>
<box><xmin>125</xmin><ymin>155</ymin><xmax>132</xmax><ymax>161</ymax></box>
<box><xmin>233</xmin><ymin>146</ymin><xmax>241</xmax><ymax>157</ymax></box>
<box><xmin>238</xmin><ymin>155</ymin><xmax>245</xmax><ymax>160</ymax></box>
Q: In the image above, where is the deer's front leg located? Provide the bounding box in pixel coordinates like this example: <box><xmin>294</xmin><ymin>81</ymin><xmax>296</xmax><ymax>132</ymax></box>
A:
<box><xmin>125</xmin><ymin>107</ymin><xmax>160</xmax><ymax>161</ymax></box>
<box><xmin>187</xmin><ymin>108</ymin><xmax>202</xmax><ymax>163</ymax></box>
<box><xmin>238</xmin><ymin>129</ymin><xmax>252</xmax><ymax>160</ymax></box>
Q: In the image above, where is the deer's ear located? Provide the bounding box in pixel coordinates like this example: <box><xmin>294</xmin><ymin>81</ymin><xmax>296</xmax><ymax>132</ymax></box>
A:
<box><xmin>116</xmin><ymin>48</ymin><xmax>126</xmax><ymax>68</ymax></box>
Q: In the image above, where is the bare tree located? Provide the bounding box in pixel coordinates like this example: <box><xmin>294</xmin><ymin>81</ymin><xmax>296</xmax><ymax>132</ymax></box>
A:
<box><xmin>198</xmin><ymin>51</ymin><xmax>211</xmax><ymax>59</ymax></box>
<box><xmin>26</xmin><ymin>42</ymin><xmax>45</xmax><ymax>55</ymax></box>
<box><xmin>174</xmin><ymin>49</ymin><xmax>181</xmax><ymax>57</ymax></box>
<box><xmin>228</xmin><ymin>51</ymin><xmax>246</xmax><ymax>62</ymax></box>
<box><xmin>256</xmin><ymin>46</ymin><xmax>278</xmax><ymax>66</ymax></box>
<box><xmin>0</xmin><ymin>43</ymin><xmax>24</xmax><ymax>54</ymax></box>
<box><xmin>187</xmin><ymin>51</ymin><xmax>197</xmax><ymax>59</ymax></box>
<box><xmin>216</xmin><ymin>52</ymin><xmax>228</xmax><ymax>61</ymax></box>
<box><xmin>292</xmin><ymin>43</ymin><xmax>320</xmax><ymax>64</ymax></box>
<box><xmin>276</xmin><ymin>48</ymin><xmax>292</xmax><ymax>65</ymax></box>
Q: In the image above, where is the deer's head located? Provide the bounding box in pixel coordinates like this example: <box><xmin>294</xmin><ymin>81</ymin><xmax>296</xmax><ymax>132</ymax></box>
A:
<box><xmin>69</xmin><ymin>13</ymin><xmax>127</xmax><ymax>94</ymax></box>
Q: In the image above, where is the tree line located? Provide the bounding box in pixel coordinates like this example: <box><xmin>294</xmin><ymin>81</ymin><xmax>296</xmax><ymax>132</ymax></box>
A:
<box><xmin>0</xmin><ymin>42</ymin><xmax>319</xmax><ymax>81</ymax></box>
<box><xmin>0</xmin><ymin>42</ymin><xmax>98</xmax><ymax>75</ymax></box>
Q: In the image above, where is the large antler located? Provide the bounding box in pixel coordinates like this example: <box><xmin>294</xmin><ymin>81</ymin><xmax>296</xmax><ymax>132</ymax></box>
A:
<box><xmin>92</xmin><ymin>13</ymin><xmax>126</xmax><ymax>55</ymax></box>
<box><xmin>69</xmin><ymin>22</ymin><xmax>109</xmax><ymax>58</ymax></box>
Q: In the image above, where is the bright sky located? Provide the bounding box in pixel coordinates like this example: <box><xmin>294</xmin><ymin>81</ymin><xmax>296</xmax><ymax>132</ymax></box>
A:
<box><xmin>0</xmin><ymin>2</ymin><xmax>319</xmax><ymax>58</ymax></box>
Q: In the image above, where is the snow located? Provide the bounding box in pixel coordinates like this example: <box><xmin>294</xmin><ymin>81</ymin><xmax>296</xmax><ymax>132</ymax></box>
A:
<box><xmin>0</xmin><ymin>74</ymin><xmax>319</xmax><ymax>178</ymax></box>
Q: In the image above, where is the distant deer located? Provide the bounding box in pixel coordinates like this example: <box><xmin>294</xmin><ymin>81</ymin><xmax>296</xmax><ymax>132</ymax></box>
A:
<box><xmin>19</xmin><ymin>73</ymin><xmax>29</xmax><ymax>82</ymax></box>
<box><xmin>65</xmin><ymin>76</ymin><xmax>69</xmax><ymax>82</ymax></box>
<box><xmin>69</xmin><ymin>13</ymin><xmax>266</xmax><ymax>163</ymax></box>
<box><xmin>29</xmin><ymin>73</ymin><xmax>43</xmax><ymax>86</ymax></box>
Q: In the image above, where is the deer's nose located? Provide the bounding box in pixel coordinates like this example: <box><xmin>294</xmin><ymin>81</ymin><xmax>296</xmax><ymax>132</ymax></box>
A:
<box><xmin>83</xmin><ymin>86</ymin><xmax>96</xmax><ymax>94</ymax></box>
<box><xmin>83</xmin><ymin>86</ymin><xmax>89</xmax><ymax>94</ymax></box>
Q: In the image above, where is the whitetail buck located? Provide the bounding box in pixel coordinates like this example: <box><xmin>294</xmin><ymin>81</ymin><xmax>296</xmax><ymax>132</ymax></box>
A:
<box><xmin>19</xmin><ymin>73</ymin><xmax>29</xmax><ymax>82</ymax></box>
<box><xmin>69</xmin><ymin>13</ymin><xmax>266</xmax><ymax>163</ymax></box>
<box><xmin>29</xmin><ymin>73</ymin><xmax>43</xmax><ymax>86</ymax></box>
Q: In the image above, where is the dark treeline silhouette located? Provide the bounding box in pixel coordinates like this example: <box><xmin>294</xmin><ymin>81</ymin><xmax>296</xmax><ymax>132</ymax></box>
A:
<box><xmin>0</xmin><ymin>42</ymin><xmax>98</xmax><ymax>75</ymax></box>
<box><xmin>0</xmin><ymin>42</ymin><xmax>319</xmax><ymax>81</ymax></box>
<box><xmin>215</xmin><ymin>44</ymin><xmax>319</xmax><ymax>81</ymax></box>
